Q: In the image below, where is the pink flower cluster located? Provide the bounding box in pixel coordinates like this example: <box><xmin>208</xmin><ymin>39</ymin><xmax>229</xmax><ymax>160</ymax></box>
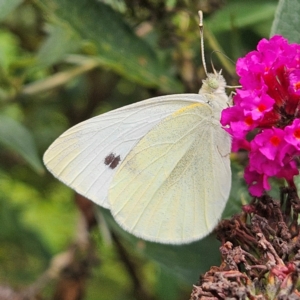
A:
<box><xmin>221</xmin><ymin>36</ymin><xmax>300</xmax><ymax>196</ymax></box>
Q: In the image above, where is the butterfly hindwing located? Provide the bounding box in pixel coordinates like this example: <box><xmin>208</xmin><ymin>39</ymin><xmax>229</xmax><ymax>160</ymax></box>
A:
<box><xmin>109</xmin><ymin>102</ymin><xmax>231</xmax><ymax>244</ymax></box>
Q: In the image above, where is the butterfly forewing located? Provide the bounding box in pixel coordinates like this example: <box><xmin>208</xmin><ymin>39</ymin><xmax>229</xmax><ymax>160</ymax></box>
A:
<box><xmin>109</xmin><ymin>102</ymin><xmax>231</xmax><ymax>244</ymax></box>
<box><xmin>43</xmin><ymin>94</ymin><xmax>206</xmax><ymax>208</ymax></box>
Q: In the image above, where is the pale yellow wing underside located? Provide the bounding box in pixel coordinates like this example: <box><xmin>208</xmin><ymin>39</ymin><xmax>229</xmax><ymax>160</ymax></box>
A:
<box><xmin>109</xmin><ymin>102</ymin><xmax>231</xmax><ymax>244</ymax></box>
<box><xmin>43</xmin><ymin>95</ymin><xmax>200</xmax><ymax>209</ymax></box>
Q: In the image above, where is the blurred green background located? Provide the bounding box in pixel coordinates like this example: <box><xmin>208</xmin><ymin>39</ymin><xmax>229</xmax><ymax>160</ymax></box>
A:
<box><xmin>0</xmin><ymin>0</ymin><xmax>292</xmax><ymax>299</ymax></box>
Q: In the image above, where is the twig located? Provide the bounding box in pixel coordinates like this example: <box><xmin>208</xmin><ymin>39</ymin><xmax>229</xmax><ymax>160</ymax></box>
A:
<box><xmin>21</xmin><ymin>58</ymin><xmax>99</xmax><ymax>96</ymax></box>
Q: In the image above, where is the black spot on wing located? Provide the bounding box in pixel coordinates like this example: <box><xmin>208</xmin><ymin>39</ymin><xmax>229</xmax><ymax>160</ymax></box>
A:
<box><xmin>104</xmin><ymin>153</ymin><xmax>121</xmax><ymax>169</ymax></box>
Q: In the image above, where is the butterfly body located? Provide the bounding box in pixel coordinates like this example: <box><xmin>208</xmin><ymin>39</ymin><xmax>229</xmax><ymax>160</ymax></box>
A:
<box><xmin>44</xmin><ymin>72</ymin><xmax>231</xmax><ymax>244</ymax></box>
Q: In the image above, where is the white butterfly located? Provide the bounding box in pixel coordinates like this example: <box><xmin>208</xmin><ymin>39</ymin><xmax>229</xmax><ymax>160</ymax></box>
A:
<box><xmin>43</xmin><ymin>71</ymin><xmax>232</xmax><ymax>244</ymax></box>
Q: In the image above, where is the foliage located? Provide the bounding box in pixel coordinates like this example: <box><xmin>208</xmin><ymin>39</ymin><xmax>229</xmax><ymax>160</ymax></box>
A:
<box><xmin>0</xmin><ymin>0</ymin><xmax>294</xmax><ymax>299</ymax></box>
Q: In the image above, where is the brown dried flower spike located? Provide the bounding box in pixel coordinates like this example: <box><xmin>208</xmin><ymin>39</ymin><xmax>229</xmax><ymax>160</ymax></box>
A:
<box><xmin>191</xmin><ymin>188</ymin><xmax>300</xmax><ymax>299</ymax></box>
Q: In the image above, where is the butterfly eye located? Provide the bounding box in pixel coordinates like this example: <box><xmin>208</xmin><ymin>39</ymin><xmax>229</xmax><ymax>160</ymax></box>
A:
<box><xmin>208</xmin><ymin>77</ymin><xmax>220</xmax><ymax>90</ymax></box>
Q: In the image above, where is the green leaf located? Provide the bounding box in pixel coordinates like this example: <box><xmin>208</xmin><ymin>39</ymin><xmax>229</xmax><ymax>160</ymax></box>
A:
<box><xmin>0</xmin><ymin>194</ymin><xmax>51</xmax><ymax>258</ymax></box>
<box><xmin>270</xmin><ymin>0</ymin><xmax>300</xmax><ymax>43</ymax></box>
<box><xmin>40</xmin><ymin>0</ymin><xmax>183</xmax><ymax>93</ymax></box>
<box><xmin>223</xmin><ymin>160</ymin><xmax>251</xmax><ymax>219</ymax></box>
<box><xmin>0</xmin><ymin>0</ymin><xmax>22</xmax><ymax>21</ymax></box>
<box><xmin>207</xmin><ymin>1</ymin><xmax>277</xmax><ymax>33</ymax></box>
<box><xmin>0</xmin><ymin>115</ymin><xmax>44</xmax><ymax>173</ymax></box>
<box><xmin>36</xmin><ymin>24</ymin><xmax>81</xmax><ymax>68</ymax></box>
<box><xmin>166</xmin><ymin>0</ymin><xmax>178</xmax><ymax>10</ymax></box>
<box><xmin>99</xmin><ymin>208</ymin><xmax>221</xmax><ymax>284</ymax></box>
<box><xmin>155</xmin><ymin>269</ymin><xmax>182</xmax><ymax>300</ymax></box>
<box><xmin>0</xmin><ymin>30</ymin><xmax>19</xmax><ymax>71</ymax></box>
<box><xmin>0</xmin><ymin>194</ymin><xmax>51</xmax><ymax>283</ymax></box>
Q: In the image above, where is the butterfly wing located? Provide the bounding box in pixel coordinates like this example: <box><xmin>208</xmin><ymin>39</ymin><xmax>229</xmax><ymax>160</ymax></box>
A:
<box><xmin>109</xmin><ymin>102</ymin><xmax>231</xmax><ymax>244</ymax></box>
<box><xmin>43</xmin><ymin>94</ymin><xmax>203</xmax><ymax>208</ymax></box>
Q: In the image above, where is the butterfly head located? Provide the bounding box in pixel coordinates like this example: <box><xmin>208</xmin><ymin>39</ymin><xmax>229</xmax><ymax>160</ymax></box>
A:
<box><xmin>199</xmin><ymin>70</ymin><xmax>226</xmax><ymax>96</ymax></box>
<box><xmin>199</xmin><ymin>70</ymin><xmax>228</xmax><ymax>113</ymax></box>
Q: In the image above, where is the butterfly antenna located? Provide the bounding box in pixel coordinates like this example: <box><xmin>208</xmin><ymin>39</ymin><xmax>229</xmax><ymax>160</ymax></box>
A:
<box><xmin>211</xmin><ymin>50</ymin><xmax>237</xmax><ymax>67</ymax></box>
<box><xmin>210</xmin><ymin>59</ymin><xmax>218</xmax><ymax>75</ymax></box>
<box><xmin>198</xmin><ymin>10</ymin><xmax>208</xmax><ymax>77</ymax></box>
